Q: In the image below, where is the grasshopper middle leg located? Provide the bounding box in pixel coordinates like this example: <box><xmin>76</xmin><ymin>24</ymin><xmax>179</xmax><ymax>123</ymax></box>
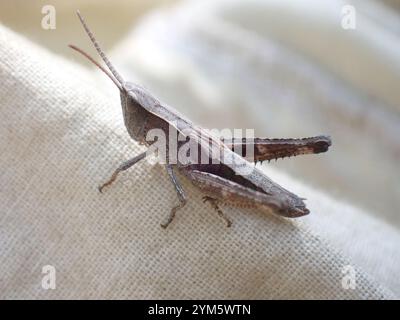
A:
<box><xmin>161</xmin><ymin>164</ymin><xmax>187</xmax><ymax>229</ymax></box>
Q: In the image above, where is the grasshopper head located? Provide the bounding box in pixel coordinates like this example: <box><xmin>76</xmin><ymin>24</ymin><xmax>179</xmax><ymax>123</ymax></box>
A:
<box><xmin>119</xmin><ymin>82</ymin><xmax>160</xmax><ymax>143</ymax></box>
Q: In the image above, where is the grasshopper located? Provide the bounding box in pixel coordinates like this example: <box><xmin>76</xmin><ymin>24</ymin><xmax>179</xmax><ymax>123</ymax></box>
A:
<box><xmin>70</xmin><ymin>11</ymin><xmax>331</xmax><ymax>229</ymax></box>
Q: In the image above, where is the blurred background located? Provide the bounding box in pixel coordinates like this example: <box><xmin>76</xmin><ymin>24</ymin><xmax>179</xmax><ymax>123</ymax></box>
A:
<box><xmin>1</xmin><ymin>0</ymin><xmax>400</xmax><ymax>228</ymax></box>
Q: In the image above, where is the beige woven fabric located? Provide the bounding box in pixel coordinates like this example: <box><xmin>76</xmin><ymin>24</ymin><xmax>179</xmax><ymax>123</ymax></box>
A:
<box><xmin>1</xmin><ymin>23</ymin><xmax>398</xmax><ymax>299</ymax></box>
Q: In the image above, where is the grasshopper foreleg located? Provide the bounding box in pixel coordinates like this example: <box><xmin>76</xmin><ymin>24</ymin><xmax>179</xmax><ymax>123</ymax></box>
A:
<box><xmin>98</xmin><ymin>151</ymin><xmax>147</xmax><ymax>193</ymax></box>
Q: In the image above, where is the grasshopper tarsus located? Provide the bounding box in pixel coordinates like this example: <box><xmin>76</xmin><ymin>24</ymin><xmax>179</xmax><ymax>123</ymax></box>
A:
<box><xmin>203</xmin><ymin>196</ymin><xmax>232</xmax><ymax>227</ymax></box>
<box><xmin>98</xmin><ymin>152</ymin><xmax>149</xmax><ymax>193</ymax></box>
<box><xmin>98</xmin><ymin>183</ymin><xmax>110</xmax><ymax>193</ymax></box>
<box><xmin>160</xmin><ymin>222</ymin><xmax>168</xmax><ymax>229</ymax></box>
<box><xmin>98</xmin><ymin>174</ymin><xmax>117</xmax><ymax>193</ymax></box>
<box><xmin>98</xmin><ymin>169</ymin><xmax>121</xmax><ymax>193</ymax></box>
<box><xmin>161</xmin><ymin>199</ymin><xmax>187</xmax><ymax>229</ymax></box>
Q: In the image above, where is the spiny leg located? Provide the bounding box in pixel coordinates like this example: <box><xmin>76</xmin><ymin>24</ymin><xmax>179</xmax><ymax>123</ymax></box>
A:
<box><xmin>202</xmin><ymin>196</ymin><xmax>232</xmax><ymax>227</ymax></box>
<box><xmin>98</xmin><ymin>151</ymin><xmax>147</xmax><ymax>193</ymax></box>
<box><xmin>161</xmin><ymin>164</ymin><xmax>187</xmax><ymax>229</ymax></box>
<box><xmin>224</xmin><ymin>135</ymin><xmax>331</xmax><ymax>163</ymax></box>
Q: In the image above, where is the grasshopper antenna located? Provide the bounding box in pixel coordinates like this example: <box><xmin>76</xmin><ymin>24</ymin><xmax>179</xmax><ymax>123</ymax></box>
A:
<box><xmin>76</xmin><ymin>10</ymin><xmax>125</xmax><ymax>87</ymax></box>
<box><xmin>69</xmin><ymin>44</ymin><xmax>123</xmax><ymax>91</ymax></box>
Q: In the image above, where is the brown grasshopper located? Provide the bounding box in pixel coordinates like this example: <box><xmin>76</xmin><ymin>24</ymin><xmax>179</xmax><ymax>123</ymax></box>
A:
<box><xmin>70</xmin><ymin>11</ymin><xmax>331</xmax><ymax>229</ymax></box>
